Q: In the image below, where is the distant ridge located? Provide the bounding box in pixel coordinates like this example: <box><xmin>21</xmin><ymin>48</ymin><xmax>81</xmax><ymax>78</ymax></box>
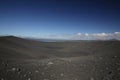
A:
<box><xmin>0</xmin><ymin>35</ymin><xmax>21</xmax><ymax>39</ymax></box>
<box><xmin>0</xmin><ymin>35</ymin><xmax>120</xmax><ymax>59</ymax></box>
<box><xmin>0</xmin><ymin>35</ymin><xmax>26</xmax><ymax>41</ymax></box>
<box><xmin>0</xmin><ymin>35</ymin><xmax>47</xmax><ymax>59</ymax></box>
<box><xmin>1</xmin><ymin>35</ymin><xmax>119</xmax><ymax>42</ymax></box>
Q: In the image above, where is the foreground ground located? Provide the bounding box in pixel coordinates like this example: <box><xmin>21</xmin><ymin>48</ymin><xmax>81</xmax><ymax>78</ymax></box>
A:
<box><xmin>0</xmin><ymin>36</ymin><xmax>120</xmax><ymax>80</ymax></box>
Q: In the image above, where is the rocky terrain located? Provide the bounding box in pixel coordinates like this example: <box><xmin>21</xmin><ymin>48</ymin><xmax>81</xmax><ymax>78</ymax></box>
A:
<box><xmin>0</xmin><ymin>36</ymin><xmax>120</xmax><ymax>80</ymax></box>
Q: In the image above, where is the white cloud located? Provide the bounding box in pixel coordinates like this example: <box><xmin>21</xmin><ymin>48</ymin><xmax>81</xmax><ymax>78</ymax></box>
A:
<box><xmin>77</xmin><ymin>33</ymin><xmax>82</xmax><ymax>36</ymax></box>
<box><xmin>85</xmin><ymin>33</ymin><xmax>89</xmax><ymax>36</ymax></box>
<box><xmin>114</xmin><ymin>32</ymin><xmax>120</xmax><ymax>34</ymax></box>
<box><xmin>71</xmin><ymin>32</ymin><xmax>120</xmax><ymax>40</ymax></box>
<box><xmin>92</xmin><ymin>33</ymin><xmax>108</xmax><ymax>37</ymax></box>
<box><xmin>40</xmin><ymin>32</ymin><xmax>120</xmax><ymax>40</ymax></box>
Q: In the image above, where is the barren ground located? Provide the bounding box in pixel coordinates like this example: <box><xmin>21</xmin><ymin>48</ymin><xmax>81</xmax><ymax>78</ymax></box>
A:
<box><xmin>0</xmin><ymin>36</ymin><xmax>120</xmax><ymax>80</ymax></box>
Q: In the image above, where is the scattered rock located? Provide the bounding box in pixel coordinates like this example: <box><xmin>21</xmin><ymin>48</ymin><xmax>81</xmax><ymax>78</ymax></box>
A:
<box><xmin>17</xmin><ymin>71</ymin><xmax>21</xmax><ymax>74</ymax></box>
<box><xmin>24</xmin><ymin>74</ymin><xmax>27</xmax><ymax>77</ymax></box>
<box><xmin>28</xmin><ymin>78</ymin><xmax>31</xmax><ymax>80</ymax></box>
<box><xmin>35</xmin><ymin>70</ymin><xmax>39</xmax><ymax>73</ymax></box>
<box><xmin>60</xmin><ymin>73</ymin><xmax>64</xmax><ymax>76</ymax></box>
<box><xmin>48</xmin><ymin>62</ymin><xmax>53</xmax><ymax>65</ymax></box>
<box><xmin>105</xmin><ymin>67</ymin><xmax>109</xmax><ymax>70</ymax></box>
<box><xmin>68</xmin><ymin>59</ymin><xmax>72</xmax><ymax>62</ymax></box>
<box><xmin>12</xmin><ymin>67</ymin><xmax>16</xmax><ymax>71</ymax></box>
<box><xmin>50</xmin><ymin>75</ymin><xmax>53</xmax><ymax>77</ymax></box>
<box><xmin>90</xmin><ymin>77</ymin><xmax>94</xmax><ymax>80</ymax></box>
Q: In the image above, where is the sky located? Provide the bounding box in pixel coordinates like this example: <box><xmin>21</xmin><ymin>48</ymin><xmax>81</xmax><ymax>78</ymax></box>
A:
<box><xmin>0</xmin><ymin>0</ymin><xmax>120</xmax><ymax>40</ymax></box>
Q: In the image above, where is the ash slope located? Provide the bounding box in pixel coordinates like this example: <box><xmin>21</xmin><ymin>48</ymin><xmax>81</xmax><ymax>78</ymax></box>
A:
<box><xmin>0</xmin><ymin>36</ymin><xmax>120</xmax><ymax>80</ymax></box>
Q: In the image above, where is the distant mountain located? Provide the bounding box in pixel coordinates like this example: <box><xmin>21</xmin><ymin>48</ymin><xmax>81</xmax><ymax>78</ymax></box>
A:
<box><xmin>0</xmin><ymin>36</ymin><xmax>52</xmax><ymax>59</ymax></box>
<box><xmin>0</xmin><ymin>36</ymin><xmax>120</xmax><ymax>59</ymax></box>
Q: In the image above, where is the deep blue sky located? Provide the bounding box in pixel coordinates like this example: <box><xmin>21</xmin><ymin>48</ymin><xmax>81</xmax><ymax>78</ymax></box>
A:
<box><xmin>0</xmin><ymin>0</ymin><xmax>120</xmax><ymax>38</ymax></box>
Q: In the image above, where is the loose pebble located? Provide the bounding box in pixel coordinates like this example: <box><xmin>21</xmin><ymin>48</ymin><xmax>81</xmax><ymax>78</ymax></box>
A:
<box><xmin>50</xmin><ymin>75</ymin><xmax>53</xmax><ymax>77</ymax></box>
<box><xmin>12</xmin><ymin>67</ymin><xmax>16</xmax><ymax>71</ymax></box>
<box><xmin>68</xmin><ymin>59</ymin><xmax>72</xmax><ymax>62</ymax></box>
<box><xmin>35</xmin><ymin>70</ymin><xmax>39</xmax><ymax>73</ymax></box>
<box><xmin>60</xmin><ymin>73</ymin><xmax>64</xmax><ymax>76</ymax></box>
<box><xmin>48</xmin><ymin>62</ymin><xmax>53</xmax><ymax>65</ymax></box>
<box><xmin>106</xmin><ymin>67</ymin><xmax>109</xmax><ymax>70</ymax></box>
<box><xmin>24</xmin><ymin>74</ymin><xmax>27</xmax><ymax>77</ymax></box>
<box><xmin>28</xmin><ymin>78</ymin><xmax>31</xmax><ymax>80</ymax></box>
<box><xmin>90</xmin><ymin>77</ymin><xmax>94</xmax><ymax>80</ymax></box>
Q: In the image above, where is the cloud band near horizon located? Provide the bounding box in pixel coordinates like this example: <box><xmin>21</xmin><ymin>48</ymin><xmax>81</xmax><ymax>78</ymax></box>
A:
<box><xmin>37</xmin><ymin>32</ymin><xmax>120</xmax><ymax>40</ymax></box>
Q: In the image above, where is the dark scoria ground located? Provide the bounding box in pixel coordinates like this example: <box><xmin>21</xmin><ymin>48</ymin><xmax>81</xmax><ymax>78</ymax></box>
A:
<box><xmin>0</xmin><ymin>36</ymin><xmax>120</xmax><ymax>80</ymax></box>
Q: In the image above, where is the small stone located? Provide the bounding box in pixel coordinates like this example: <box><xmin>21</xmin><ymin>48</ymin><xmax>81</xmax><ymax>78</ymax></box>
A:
<box><xmin>48</xmin><ymin>62</ymin><xmax>53</xmax><ymax>65</ymax></box>
<box><xmin>106</xmin><ymin>67</ymin><xmax>109</xmax><ymax>70</ymax></box>
<box><xmin>12</xmin><ymin>67</ymin><xmax>16</xmax><ymax>71</ymax></box>
<box><xmin>18</xmin><ymin>71</ymin><xmax>21</xmax><ymax>74</ymax></box>
<box><xmin>24</xmin><ymin>74</ymin><xmax>27</xmax><ymax>77</ymax></box>
<box><xmin>90</xmin><ymin>77</ymin><xmax>94</xmax><ymax>80</ymax></box>
<box><xmin>68</xmin><ymin>59</ymin><xmax>71</xmax><ymax>62</ymax></box>
<box><xmin>35</xmin><ymin>70</ymin><xmax>39</xmax><ymax>73</ymax></box>
<box><xmin>28</xmin><ymin>78</ymin><xmax>31</xmax><ymax>80</ymax></box>
<box><xmin>50</xmin><ymin>75</ymin><xmax>53</xmax><ymax>77</ymax></box>
<box><xmin>60</xmin><ymin>73</ymin><xmax>64</xmax><ymax>76</ymax></box>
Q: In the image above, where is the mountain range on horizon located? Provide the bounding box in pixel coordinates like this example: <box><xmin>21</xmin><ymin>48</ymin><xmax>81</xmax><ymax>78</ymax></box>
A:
<box><xmin>0</xmin><ymin>35</ymin><xmax>119</xmax><ymax>43</ymax></box>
